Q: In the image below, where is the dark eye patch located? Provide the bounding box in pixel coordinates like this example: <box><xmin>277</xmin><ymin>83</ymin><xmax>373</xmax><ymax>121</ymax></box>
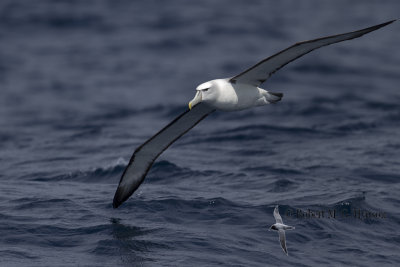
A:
<box><xmin>202</xmin><ymin>88</ymin><xmax>209</xmax><ymax>92</ymax></box>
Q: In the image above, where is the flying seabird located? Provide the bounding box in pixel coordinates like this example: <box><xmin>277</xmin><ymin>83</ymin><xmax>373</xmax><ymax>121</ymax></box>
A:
<box><xmin>113</xmin><ymin>20</ymin><xmax>395</xmax><ymax>208</ymax></box>
<box><xmin>269</xmin><ymin>205</ymin><xmax>295</xmax><ymax>255</ymax></box>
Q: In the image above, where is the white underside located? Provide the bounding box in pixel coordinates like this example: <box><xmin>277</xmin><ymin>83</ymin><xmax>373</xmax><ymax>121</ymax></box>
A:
<box><xmin>203</xmin><ymin>79</ymin><xmax>272</xmax><ymax>111</ymax></box>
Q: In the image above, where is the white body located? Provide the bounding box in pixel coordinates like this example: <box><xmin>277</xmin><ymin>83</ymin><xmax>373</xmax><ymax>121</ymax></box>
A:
<box><xmin>271</xmin><ymin>223</ymin><xmax>294</xmax><ymax>231</ymax></box>
<box><xmin>189</xmin><ymin>78</ymin><xmax>281</xmax><ymax>111</ymax></box>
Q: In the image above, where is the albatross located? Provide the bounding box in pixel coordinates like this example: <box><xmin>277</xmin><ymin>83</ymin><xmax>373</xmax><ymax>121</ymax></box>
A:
<box><xmin>113</xmin><ymin>20</ymin><xmax>395</xmax><ymax>208</ymax></box>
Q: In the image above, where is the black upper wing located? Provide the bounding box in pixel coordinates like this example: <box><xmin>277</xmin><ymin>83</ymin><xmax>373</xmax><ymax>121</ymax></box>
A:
<box><xmin>113</xmin><ymin>103</ymin><xmax>215</xmax><ymax>208</ymax></box>
<box><xmin>230</xmin><ymin>20</ymin><xmax>395</xmax><ymax>86</ymax></box>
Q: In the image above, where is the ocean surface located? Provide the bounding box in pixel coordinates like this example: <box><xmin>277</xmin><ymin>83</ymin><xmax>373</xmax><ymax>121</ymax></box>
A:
<box><xmin>0</xmin><ymin>0</ymin><xmax>399</xmax><ymax>266</ymax></box>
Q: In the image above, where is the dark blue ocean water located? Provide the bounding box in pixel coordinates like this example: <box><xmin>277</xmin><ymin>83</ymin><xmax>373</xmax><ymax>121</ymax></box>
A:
<box><xmin>1</xmin><ymin>0</ymin><xmax>399</xmax><ymax>266</ymax></box>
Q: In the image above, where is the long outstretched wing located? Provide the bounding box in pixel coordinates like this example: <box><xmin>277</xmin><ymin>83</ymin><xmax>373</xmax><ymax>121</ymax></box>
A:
<box><xmin>113</xmin><ymin>103</ymin><xmax>215</xmax><ymax>208</ymax></box>
<box><xmin>279</xmin><ymin>230</ymin><xmax>288</xmax><ymax>255</ymax></box>
<box><xmin>230</xmin><ymin>20</ymin><xmax>395</xmax><ymax>86</ymax></box>
<box><xmin>274</xmin><ymin>205</ymin><xmax>283</xmax><ymax>224</ymax></box>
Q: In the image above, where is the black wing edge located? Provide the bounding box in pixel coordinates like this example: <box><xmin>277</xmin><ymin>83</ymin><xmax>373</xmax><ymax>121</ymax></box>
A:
<box><xmin>113</xmin><ymin>105</ymin><xmax>215</xmax><ymax>208</ymax></box>
<box><xmin>230</xmin><ymin>19</ymin><xmax>396</xmax><ymax>84</ymax></box>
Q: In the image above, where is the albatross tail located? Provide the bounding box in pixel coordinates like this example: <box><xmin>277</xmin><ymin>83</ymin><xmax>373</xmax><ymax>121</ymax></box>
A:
<box><xmin>265</xmin><ymin>91</ymin><xmax>283</xmax><ymax>103</ymax></box>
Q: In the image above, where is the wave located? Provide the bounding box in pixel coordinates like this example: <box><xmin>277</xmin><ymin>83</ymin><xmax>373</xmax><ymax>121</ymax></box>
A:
<box><xmin>12</xmin><ymin>197</ymin><xmax>76</xmax><ymax>211</ymax></box>
<box><xmin>194</xmin><ymin>123</ymin><xmax>323</xmax><ymax>145</ymax></box>
<box><xmin>32</xmin><ymin>158</ymin><xmax>127</xmax><ymax>183</ymax></box>
<box><xmin>0</xmin><ymin>249</ymin><xmax>38</xmax><ymax>260</ymax></box>
<box><xmin>0</xmin><ymin>2</ymin><xmax>109</xmax><ymax>31</ymax></box>
<box><xmin>30</xmin><ymin>158</ymin><xmax>222</xmax><ymax>185</ymax></box>
<box><xmin>352</xmin><ymin>168</ymin><xmax>400</xmax><ymax>183</ymax></box>
<box><xmin>242</xmin><ymin>166</ymin><xmax>303</xmax><ymax>176</ymax></box>
<box><xmin>265</xmin><ymin>179</ymin><xmax>297</xmax><ymax>193</ymax></box>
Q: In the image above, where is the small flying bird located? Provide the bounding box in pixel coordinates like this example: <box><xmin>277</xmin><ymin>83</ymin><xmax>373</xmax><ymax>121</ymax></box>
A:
<box><xmin>269</xmin><ymin>205</ymin><xmax>295</xmax><ymax>255</ymax></box>
<box><xmin>113</xmin><ymin>20</ymin><xmax>396</xmax><ymax>208</ymax></box>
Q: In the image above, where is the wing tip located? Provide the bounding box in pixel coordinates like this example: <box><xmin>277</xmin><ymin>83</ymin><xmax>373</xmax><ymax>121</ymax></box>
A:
<box><xmin>372</xmin><ymin>19</ymin><xmax>396</xmax><ymax>30</ymax></box>
<box><xmin>112</xmin><ymin>202</ymin><xmax>120</xmax><ymax>209</ymax></box>
<box><xmin>112</xmin><ymin>191</ymin><xmax>122</xmax><ymax>209</ymax></box>
<box><xmin>112</xmin><ymin>186</ymin><xmax>129</xmax><ymax>209</ymax></box>
<box><xmin>112</xmin><ymin>198</ymin><xmax>121</xmax><ymax>209</ymax></box>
